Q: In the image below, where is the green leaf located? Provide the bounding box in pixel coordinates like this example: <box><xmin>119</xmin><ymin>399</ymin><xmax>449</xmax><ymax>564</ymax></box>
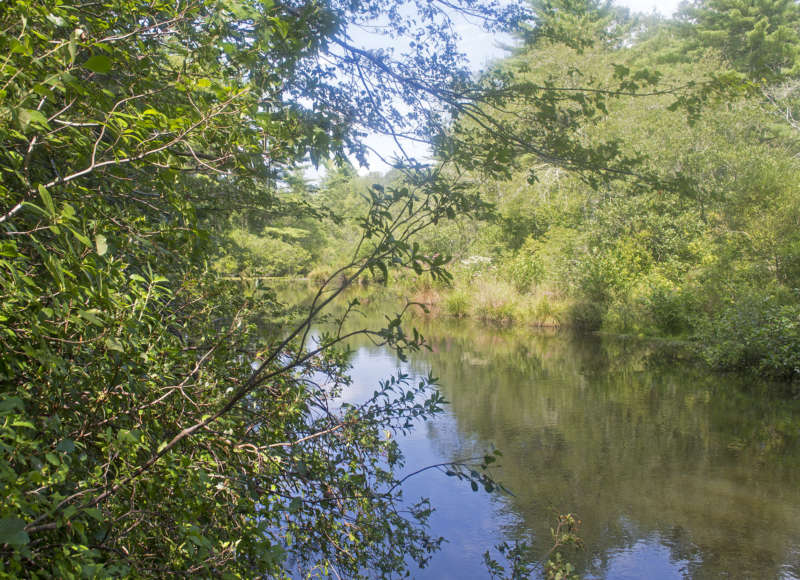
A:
<box><xmin>288</xmin><ymin>498</ymin><xmax>302</xmax><ymax>513</ymax></box>
<box><xmin>83</xmin><ymin>54</ymin><xmax>112</xmax><ymax>74</ymax></box>
<box><xmin>0</xmin><ymin>518</ymin><xmax>29</xmax><ymax>546</ymax></box>
<box><xmin>69</xmin><ymin>228</ymin><xmax>91</xmax><ymax>247</ymax></box>
<box><xmin>37</xmin><ymin>185</ymin><xmax>54</xmax><ymax>216</ymax></box>
<box><xmin>19</xmin><ymin>109</ymin><xmax>49</xmax><ymax>131</ymax></box>
<box><xmin>68</xmin><ymin>31</ymin><xmax>78</xmax><ymax>64</ymax></box>
<box><xmin>46</xmin><ymin>13</ymin><xmax>67</xmax><ymax>27</ymax></box>
<box><xmin>84</xmin><ymin>508</ymin><xmax>104</xmax><ymax>522</ymax></box>
<box><xmin>56</xmin><ymin>439</ymin><xmax>76</xmax><ymax>453</ymax></box>
<box><xmin>0</xmin><ymin>397</ymin><xmax>23</xmax><ymax>415</ymax></box>
<box><xmin>61</xmin><ymin>203</ymin><xmax>76</xmax><ymax>219</ymax></box>
<box><xmin>95</xmin><ymin>234</ymin><xmax>108</xmax><ymax>256</ymax></box>
<box><xmin>78</xmin><ymin>309</ymin><xmax>104</xmax><ymax>326</ymax></box>
<box><xmin>105</xmin><ymin>337</ymin><xmax>124</xmax><ymax>352</ymax></box>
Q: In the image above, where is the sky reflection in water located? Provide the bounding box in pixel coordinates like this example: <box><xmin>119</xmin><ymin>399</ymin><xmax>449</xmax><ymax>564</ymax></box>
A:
<box><xmin>336</xmin><ymin>314</ymin><xmax>800</xmax><ymax>579</ymax></box>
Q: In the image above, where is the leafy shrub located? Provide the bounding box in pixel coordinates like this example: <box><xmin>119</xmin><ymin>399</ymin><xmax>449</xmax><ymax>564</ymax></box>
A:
<box><xmin>530</xmin><ymin>293</ymin><xmax>562</xmax><ymax>327</ymax></box>
<box><xmin>604</xmin><ymin>272</ymin><xmax>693</xmax><ymax>336</ymax></box>
<box><xmin>566</xmin><ymin>300</ymin><xmax>604</xmax><ymax>330</ymax></box>
<box><xmin>473</xmin><ymin>279</ymin><xmax>519</xmax><ymax>323</ymax></box>
<box><xmin>308</xmin><ymin>265</ymin><xmax>334</xmax><ymax>288</ymax></box>
<box><xmin>602</xmin><ymin>294</ymin><xmax>637</xmax><ymax>334</ymax></box>
<box><xmin>227</xmin><ymin>229</ymin><xmax>312</xmax><ymax>276</ymax></box>
<box><xmin>696</xmin><ymin>291</ymin><xmax>800</xmax><ymax>380</ymax></box>
<box><xmin>502</xmin><ymin>237</ymin><xmax>545</xmax><ymax>292</ymax></box>
<box><xmin>642</xmin><ymin>274</ymin><xmax>693</xmax><ymax>335</ymax></box>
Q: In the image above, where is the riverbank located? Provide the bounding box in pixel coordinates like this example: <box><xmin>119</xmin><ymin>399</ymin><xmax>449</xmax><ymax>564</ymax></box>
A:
<box><xmin>409</xmin><ymin>280</ymin><xmax>566</xmax><ymax>328</ymax></box>
<box><xmin>401</xmin><ymin>274</ymin><xmax>614</xmax><ymax>331</ymax></box>
<box><xmin>376</xmin><ymin>272</ymin><xmax>800</xmax><ymax>388</ymax></box>
<box><xmin>299</xmin><ymin>266</ymin><xmax>800</xmax><ymax>386</ymax></box>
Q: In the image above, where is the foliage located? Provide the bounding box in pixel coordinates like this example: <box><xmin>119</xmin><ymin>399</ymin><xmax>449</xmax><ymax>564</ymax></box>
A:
<box><xmin>443</xmin><ymin>289</ymin><xmax>470</xmax><ymax>318</ymax></box>
<box><xmin>482</xmin><ymin>514</ymin><xmax>582</xmax><ymax>580</ymax></box>
<box><xmin>502</xmin><ymin>236</ymin><xmax>546</xmax><ymax>292</ymax></box>
<box><xmin>4</xmin><ymin>0</ymin><xmax>799</xmax><ymax>574</ymax></box>
<box><xmin>215</xmin><ymin>227</ymin><xmax>313</xmax><ymax>277</ymax></box>
<box><xmin>0</xmin><ymin>0</ymin><xmax>540</xmax><ymax>576</ymax></box>
<box><xmin>679</xmin><ymin>0</ymin><xmax>800</xmax><ymax>81</ymax></box>
<box><xmin>383</xmin><ymin>0</ymin><xmax>800</xmax><ymax>380</ymax></box>
<box><xmin>484</xmin><ymin>541</ymin><xmax>538</xmax><ymax>580</ymax></box>
<box><xmin>696</xmin><ymin>290</ymin><xmax>800</xmax><ymax>381</ymax></box>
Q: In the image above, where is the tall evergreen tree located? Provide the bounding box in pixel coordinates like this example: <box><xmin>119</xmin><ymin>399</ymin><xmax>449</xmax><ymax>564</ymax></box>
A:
<box><xmin>680</xmin><ymin>0</ymin><xmax>800</xmax><ymax>80</ymax></box>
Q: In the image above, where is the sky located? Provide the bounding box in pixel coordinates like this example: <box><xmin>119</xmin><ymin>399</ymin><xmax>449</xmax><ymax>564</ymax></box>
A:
<box><xmin>337</xmin><ymin>0</ymin><xmax>685</xmax><ymax>176</ymax></box>
<box><xmin>461</xmin><ymin>0</ymin><xmax>684</xmax><ymax>71</ymax></box>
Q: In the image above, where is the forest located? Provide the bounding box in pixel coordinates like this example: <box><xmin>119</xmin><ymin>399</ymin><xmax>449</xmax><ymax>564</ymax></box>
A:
<box><xmin>261</xmin><ymin>0</ymin><xmax>800</xmax><ymax>383</ymax></box>
<box><xmin>0</xmin><ymin>0</ymin><xmax>798</xmax><ymax>577</ymax></box>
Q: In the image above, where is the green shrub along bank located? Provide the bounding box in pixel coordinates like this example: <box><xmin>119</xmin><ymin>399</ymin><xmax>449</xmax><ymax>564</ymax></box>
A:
<box><xmin>399</xmin><ymin>269</ymin><xmax>800</xmax><ymax>384</ymax></box>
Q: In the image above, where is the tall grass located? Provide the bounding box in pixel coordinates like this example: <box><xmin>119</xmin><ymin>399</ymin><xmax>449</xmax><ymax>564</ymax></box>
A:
<box><xmin>406</xmin><ymin>272</ymin><xmax>571</xmax><ymax>327</ymax></box>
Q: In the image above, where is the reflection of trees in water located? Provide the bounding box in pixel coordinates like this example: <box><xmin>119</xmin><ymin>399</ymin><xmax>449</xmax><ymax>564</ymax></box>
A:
<box><xmin>312</xmin><ymin>295</ymin><xmax>800</xmax><ymax>577</ymax></box>
<box><xmin>396</xmin><ymin>317</ymin><xmax>800</xmax><ymax>579</ymax></box>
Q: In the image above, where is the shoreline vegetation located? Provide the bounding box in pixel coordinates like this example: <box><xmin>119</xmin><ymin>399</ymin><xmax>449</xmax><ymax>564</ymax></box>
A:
<box><xmin>301</xmin><ymin>271</ymin><xmax>797</xmax><ymax>388</ymax></box>
<box><xmin>282</xmin><ymin>0</ymin><xmax>800</xmax><ymax>388</ymax></box>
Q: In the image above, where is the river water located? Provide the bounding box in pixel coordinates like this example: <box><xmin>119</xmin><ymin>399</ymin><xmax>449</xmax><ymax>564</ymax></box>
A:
<box><xmin>335</xmin><ymin>312</ymin><xmax>800</xmax><ymax>579</ymax></box>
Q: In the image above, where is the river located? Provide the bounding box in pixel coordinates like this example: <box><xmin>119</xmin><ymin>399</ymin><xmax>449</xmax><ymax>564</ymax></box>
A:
<box><xmin>333</xmin><ymin>310</ymin><xmax>800</xmax><ymax>579</ymax></box>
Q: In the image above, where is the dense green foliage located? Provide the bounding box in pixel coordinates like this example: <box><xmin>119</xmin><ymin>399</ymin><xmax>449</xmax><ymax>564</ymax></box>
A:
<box><xmin>0</xmin><ymin>0</ymin><xmax>530</xmax><ymax>576</ymax></box>
<box><xmin>2</xmin><ymin>0</ymin><xmax>799</xmax><ymax>575</ymax></box>
<box><xmin>681</xmin><ymin>0</ymin><xmax>800</xmax><ymax>80</ymax></box>
<box><xmin>370</xmin><ymin>0</ymin><xmax>800</xmax><ymax>383</ymax></box>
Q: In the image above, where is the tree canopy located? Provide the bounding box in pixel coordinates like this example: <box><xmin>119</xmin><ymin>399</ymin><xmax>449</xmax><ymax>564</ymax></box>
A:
<box><xmin>381</xmin><ymin>0</ymin><xmax>800</xmax><ymax>382</ymax></box>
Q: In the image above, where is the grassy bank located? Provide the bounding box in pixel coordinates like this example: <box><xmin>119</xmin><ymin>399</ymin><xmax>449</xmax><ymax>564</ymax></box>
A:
<box><xmin>409</xmin><ymin>277</ymin><xmax>568</xmax><ymax>328</ymax></box>
<box><xmin>393</xmin><ymin>265</ymin><xmax>588</xmax><ymax>329</ymax></box>
<box><xmin>403</xmin><ymin>270</ymin><xmax>799</xmax><ymax>387</ymax></box>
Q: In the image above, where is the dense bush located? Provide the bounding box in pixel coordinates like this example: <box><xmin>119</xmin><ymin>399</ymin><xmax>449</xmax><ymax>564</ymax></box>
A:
<box><xmin>696</xmin><ymin>291</ymin><xmax>800</xmax><ymax>380</ymax></box>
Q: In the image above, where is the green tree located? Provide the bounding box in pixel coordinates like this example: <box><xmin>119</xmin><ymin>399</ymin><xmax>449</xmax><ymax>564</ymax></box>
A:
<box><xmin>679</xmin><ymin>0</ymin><xmax>800</xmax><ymax>81</ymax></box>
<box><xmin>416</xmin><ymin>0</ymin><xmax>800</xmax><ymax>379</ymax></box>
<box><xmin>0</xmin><ymin>0</ymin><xmax>525</xmax><ymax>576</ymax></box>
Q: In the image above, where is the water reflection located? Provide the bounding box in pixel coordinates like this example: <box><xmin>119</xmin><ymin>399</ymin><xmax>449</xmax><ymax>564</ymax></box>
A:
<box><xmin>338</xmin><ymin>311</ymin><xmax>800</xmax><ymax>579</ymax></box>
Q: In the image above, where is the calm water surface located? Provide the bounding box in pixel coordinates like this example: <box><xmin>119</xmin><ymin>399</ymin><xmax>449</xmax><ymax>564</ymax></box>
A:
<box><xmin>338</xmin><ymin>314</ymin><xmax>800</xmax><ymax>579</ymax></box>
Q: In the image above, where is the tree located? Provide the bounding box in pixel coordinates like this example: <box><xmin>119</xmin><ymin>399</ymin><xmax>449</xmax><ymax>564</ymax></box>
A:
<box><xmin>409</xmin><ymin>0</ymin><xmax>800</xmax><ymax>379</ymax></box>
<box><xmin>0</xmin><ymin>0</ymin><xmax>532</xmax><ymax>576</ymax></box>
<box><xmin>5</xmin><ymin>0</ymin><xmax>731</xmax><ymax>574</ymax></box>
<box><xmin>679</xmin><ymin>0</ymin><xmax>800</xmax><ymax>81</ymax></box>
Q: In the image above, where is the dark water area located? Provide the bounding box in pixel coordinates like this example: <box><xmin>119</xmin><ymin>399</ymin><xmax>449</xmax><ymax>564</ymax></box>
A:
<box><xmin>334</xmin><ymin>310</ymin><xmax>800</xmax><ymax>579</ymax></box>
